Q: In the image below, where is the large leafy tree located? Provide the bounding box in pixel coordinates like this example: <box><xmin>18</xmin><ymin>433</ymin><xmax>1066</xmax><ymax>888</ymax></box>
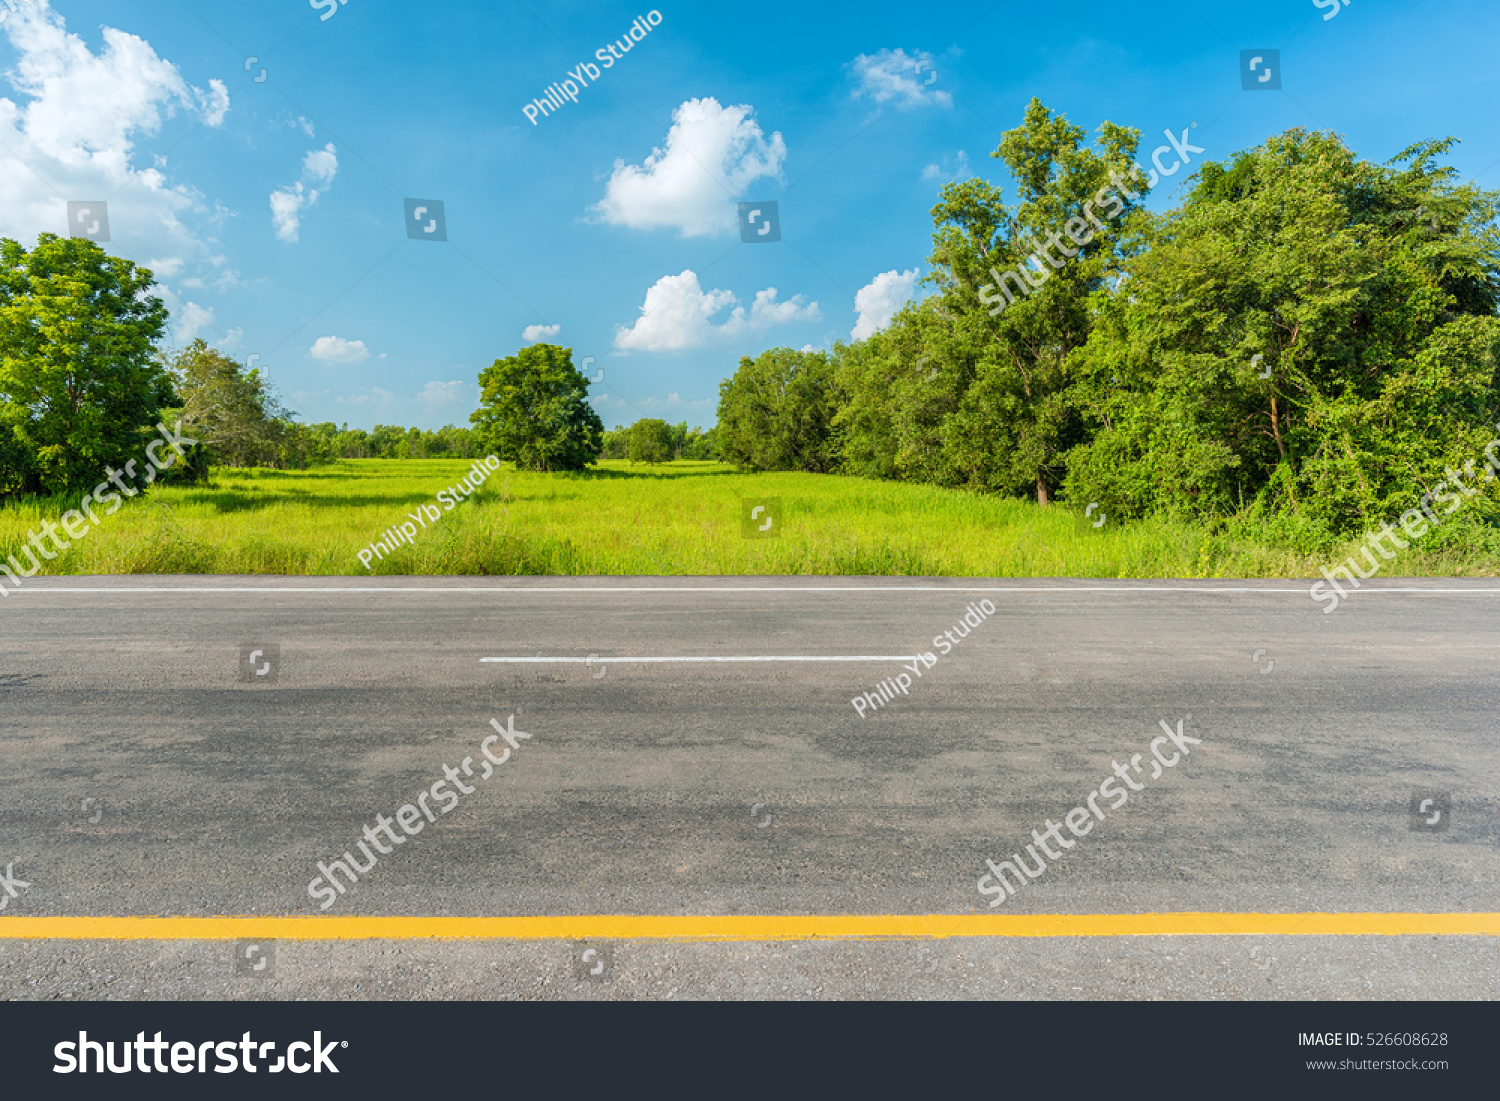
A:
<box><xmin>627</xmin><ymin>418</ymin><xmax>673</xmax><ymax>464</ymax></box>
<box><xmin>716</xmin><ymin>347</ymin><xmax>839</xmax><ymax>472</ymax></box>
<box><xmin>471</xmin><ymin>343</ymin><xmax>603</xmax><ymax>471</ymax></box>
<box><xmin>0</xmin><ymin>234</ymin><xmax>172</xmax><ymax>495</ymax></box>
<box><xmin>830</xmin><ymin>297</ymin><xmax>973</xmax><ymax>484</ymax></box>
<box><xmin>924</xmin><ymin>98</ymin><xmax>1147</xmax><ymax>503</ymax></box>
<box><xmin>1064</xmin><ymin>129</ymin><xmax>1500</xmax><ymax>533</ymax></box>
<box><xmin>164</xmin><ymin>339</ymin><xmax>289</xmax><ymax>470</ymax></box>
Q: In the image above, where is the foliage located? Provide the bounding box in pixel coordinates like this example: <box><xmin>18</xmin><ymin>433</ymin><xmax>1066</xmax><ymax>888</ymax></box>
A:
<box><xmin>603</xmin><ymin>420</ymin><xmax>717</xmax><ymax>461</ymax></box>
<box><xmin>1063</xmin><ymin>129</ymin><xmax>1500</xmax><ymax>533</ymax></box>
<box><xmin>471</xmin><ymin>343</ymin><xmax>603</xmax><ymax>472</ymax></box>
<box><xmin>0</xmin><ymin>235</ymin><xmax>172</xmax><ymax>496</ymax></box>
<box><xmin>716</xmin><ymin>347</ymin><xmax>839</xmax><ymax>472</ymax></box>
<box><xmin>627</xmin><ymin>418</ymin><xmax>674</xmax><ymax>463</ymax></box>
<box><xmin>299</xmin><ymin>422</ymin><xmax>479</xmax><ymax>462</ymax></box>
<box><xmin>918</xmin><ymin>97</ymin><xmax>1145</xmax><ymax>503</ymax></box>
<box><xmin>163</xmin><ymin>339</ymin><xmax>288</xmax><ymax>473</ymax></box>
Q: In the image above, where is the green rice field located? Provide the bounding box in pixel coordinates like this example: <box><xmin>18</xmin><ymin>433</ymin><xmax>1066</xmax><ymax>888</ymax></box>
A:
<box><xmin>1</xmin><ymin>459</ymin><xmax>1496</xmax><ymax>578</ymax></box>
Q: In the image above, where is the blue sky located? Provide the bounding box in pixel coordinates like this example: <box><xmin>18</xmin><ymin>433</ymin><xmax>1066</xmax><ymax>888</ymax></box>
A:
<box><xmin>1</xmin><ymin>0</ymin><xmax>1496</xmax><ymax>430</ymax></box>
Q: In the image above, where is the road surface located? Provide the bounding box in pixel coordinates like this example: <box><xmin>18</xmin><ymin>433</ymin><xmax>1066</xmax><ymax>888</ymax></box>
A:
<box><xmin>1</xmin><ymin>576</ymin><xmax>1496</xmax><ymax>999</ymax></box>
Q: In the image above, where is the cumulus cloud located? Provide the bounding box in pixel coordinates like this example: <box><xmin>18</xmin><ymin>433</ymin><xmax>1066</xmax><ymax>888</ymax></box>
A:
<box><xmin>613</xmin><ymin>269</ymin><xmax>819</xmax><ymax>352</ymax></box>
<box><xmin>851</xmin><ymin>268</ymin><xmax>921</xmax><ymax>340</ymax></box>
<box><xmin>522</xmin><ymin>323</ymin><xmax>560</xmax><ymax>342</ymax></box>
<box><xmin>850</xmin><ymin>48</ymin><xmax>952</xmax><ymax>110</ymax></box>
<box><xmin>0</xmin><ymin>0</ymin><xmax>235</xmax><ymax>321</ymax></box>
<box><xmin>271</xmin><ymin>142</ymin><xmax>338</xmax><ymax>243</ymax></box>
<box><xmin>921</xmin><ymin>150</ymin><xmax>970</xmax><ymax>182</ymax></box>
<box><xmin>309</xmin><ymin>335</ymin><xmax>370</xmax><ymax>363</ymax></box>
<box><xmin>173</xmin><ymin>301</ymin><xmax>216</xmax><ymax>343</ymax></box>
<box><xmin>592</xmin><ymin>98</ymin><xmax>786</xmax><ymax>238</ymax></box>
<box><xmin>417</xmin><ymin>381</ymin><xmax>466</xmax><ymax>407</ymax></box>
<box><xmin>199</xmin><ymin>79</ymin><xmax>230</xmax><ymax>126</ymax></box>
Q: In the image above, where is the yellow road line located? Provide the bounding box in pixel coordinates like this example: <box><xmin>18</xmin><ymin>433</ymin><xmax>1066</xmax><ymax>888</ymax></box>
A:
<box><xmin>1</xmin><ymin>913</ymin><xmax>1497</xmax><ymax>940</ymax></box>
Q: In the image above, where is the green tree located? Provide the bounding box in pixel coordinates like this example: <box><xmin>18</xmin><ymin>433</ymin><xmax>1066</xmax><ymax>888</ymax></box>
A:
<box><xmin>924</xmin><ymin>98</ymin><xmax>1147</xmax><ymax>503</ymax></box>
<box><xmin>679</xmin><ymin>425</ymin><xmax>718</xmax><ymax>460</ymax></box>
<box><xmin>1064</xmin><ymin>129</ymin><xmax>1500</xmax><ymax>534</ymax></box>
<box><xmin>599</xmin><ymin>426</ymin><xmax>629</xmax><ymax>459</ymax></box>
<box><xmin>830</xmin><ymin>299</ymin><xmax>966</xmax><ymax>483</ymax></box>
<box><xmin>0</xmin><ymin>234</ymin><xmax>172</xmax><ymax>495</ymax></box>
<box><xmin>627</xmin><ymin>418</ymin><xmax>674</xmax><ymax>463</ymax></box>
<box><xmin>471</xmin><ymin>343</ymin><xmax>603</xmax><ymax>471</ymax></box>
<box><xmin>716</xmin><ymin>347</ymin><xmax>839</xmax><ymax>472</ymax></box>
<box><xmin>164</xmin><ymin>339</ymin><xmax>287</xmax><ymax>470</ymax></box>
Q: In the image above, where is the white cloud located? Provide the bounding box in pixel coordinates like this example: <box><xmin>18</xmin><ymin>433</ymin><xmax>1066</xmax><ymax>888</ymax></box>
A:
<box><xmin>280</xmin><ymin>113</ymin><xmax>316</xmax><ymax>138</ymax></box>
<box><xmin>309</xmin><ymin>335</ymin><xmax>370</xmax><ymax>363</ymax></box>
<box><xmin>851</xmin><ymin>268</ymin><xmax>920</xmax><ymax>341</ymax></box>
<box><xmin>148</xmin><ymin>256</ymin><xmax>186</xmax><ymax>279</ymax></box>
<box><xmin>0</xmin><ymin>0</ymin><xmax>233</xmax><ymax>332</ymax></box>
<box><xmin>921</xmin><ymin>150</ymin><xmax>970</xmax><ymax>182</ymax></box>
<box><xmin>0</xmin><ymin>1</ymin><xmax>230</xmax><ymax>168</ymax></box>
<box><xmin>592</xmin><ymin>97</ymin><xmax>786</xmax><ymax>238</ymax></box>
<box><xmin>522</xmin><ymin>323</ymin><xmax>560</xmax><ymax>341</ymax></box>
<box><xmin>850</xmin><ymin>48</ymin><xmax>952</xmax><ymax>110</ymax></box>
<box><xmin>199</xmin><ymin>79</ymin><xmax>230</xmax><ymax>126</ymax></box>
<box><xmin>217</xmin><ymin>326</ymin><xmax>243</xmax><ymax>350</ymax></box>
<box><xmin>417</xmin><ymin>380</ymin><xmax>466</xmax><ymax>407</ymax></box>
<box><xmin>271</xmin><ymin>142</ymin><xmax>338</xmax><ymax>243</ymax></box>
<box><xmin>173</xmin><ymin>300</ymin><xmax>215</xmax><ymax>343</ymax></box>
<box><xmin>613</xmin><ymin>269</ymin><xmax>819</xmax><ymax>352</ymax></box>
<box><xmin>302</xmin><ymin>144</ymin><xmax>337</xmax><ymax>186</ymax></box>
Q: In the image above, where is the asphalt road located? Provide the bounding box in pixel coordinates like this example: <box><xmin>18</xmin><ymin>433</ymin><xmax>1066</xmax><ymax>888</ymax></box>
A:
<box><xmin>1</xmin><ymin>576</ymin><xmax>1497</xmax><ymax>1000</ymax></box>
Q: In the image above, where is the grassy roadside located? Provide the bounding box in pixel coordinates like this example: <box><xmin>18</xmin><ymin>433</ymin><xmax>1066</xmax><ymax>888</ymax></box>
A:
<box><xmin>1</xmin><ymin>458</ymin><xmax>1496</xmax><ymax>577</ymax></box>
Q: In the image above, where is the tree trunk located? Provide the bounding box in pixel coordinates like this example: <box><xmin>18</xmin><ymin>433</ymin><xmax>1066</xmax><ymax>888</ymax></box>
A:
<box><xmin>1036</xmin><ymin>473</ymin><xmax>1049</xmax><ymax>506</ymax></box>
<box><xmin>1269</xmin><ymin>393</ymin><xmax>1288</xmax><ymax>461</ymax></box>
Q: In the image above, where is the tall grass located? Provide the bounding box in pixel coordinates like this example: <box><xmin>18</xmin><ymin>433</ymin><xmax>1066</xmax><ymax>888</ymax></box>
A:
<box><xmin>1</xmin><ymin>459</ymin><xmax>1496</xmax><ymax>577</ymax></box>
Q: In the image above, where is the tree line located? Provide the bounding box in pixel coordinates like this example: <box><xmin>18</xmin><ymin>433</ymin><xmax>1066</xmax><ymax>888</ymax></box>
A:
<box><xmin>600</xmin><ymin>420</ymin><xmax>718</xmax><ymax>462</ymax></box>
<box><xmin>5</xmin><ymin>99</ymin><xmax>1495</xmax><ymax>546</ymax></box>
<box><xmin>0</xmin><ymin>242</ymin><xmax>697</xmax><ymax>499</ymax></box>
<box><xmin>715</xmin><ymin>102</ymin><xmax>1500</xmax><ymax>541</ymax></box>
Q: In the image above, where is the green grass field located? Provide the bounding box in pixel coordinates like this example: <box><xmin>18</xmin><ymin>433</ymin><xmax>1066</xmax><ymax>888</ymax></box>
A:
<box><xmin>1</xmin><ymin>458</ymin><xmax>1496</xmax><ymax>578</ymax></box>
